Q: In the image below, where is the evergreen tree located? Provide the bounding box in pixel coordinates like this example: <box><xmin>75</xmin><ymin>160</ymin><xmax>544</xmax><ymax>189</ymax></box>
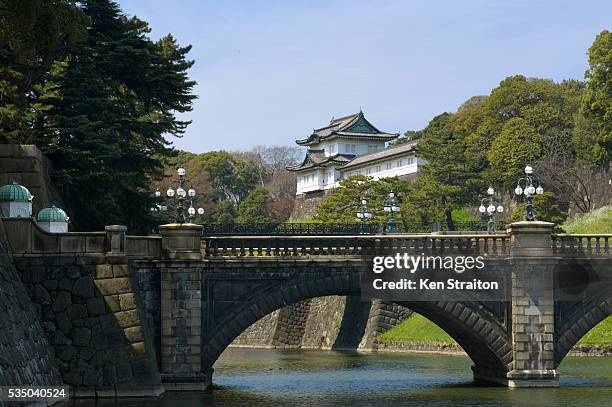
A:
<box><xmin>582</xmin><ymin>30</ymin><xmax>612</xmax><ymax>164</ymax></box>
<box><xmin>236</xmin><ymin>187</ymin><xmax>272</xmax><ymax>224</ymax></box>
<box><xmin>0</xmin><ymin>0</ymin><xmax>87</xmax><ymax>143</ymax></box>
<box><xmin>40</xmin><ymin>0</ymin><xmax>196</xmax><ymax>232</ymax></box>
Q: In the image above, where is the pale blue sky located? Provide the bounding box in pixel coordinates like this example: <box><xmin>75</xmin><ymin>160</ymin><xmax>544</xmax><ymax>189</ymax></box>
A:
<box><xmin>121</xmin><ymin>0</ymin><xmax>610</xmax><ymax>153</ymax></box>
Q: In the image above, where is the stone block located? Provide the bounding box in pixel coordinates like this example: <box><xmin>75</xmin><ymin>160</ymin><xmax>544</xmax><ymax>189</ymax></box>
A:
<box><xmin>73</xmin><ymin>276</ymin><xmax>94</xmax><ymax>298</ymax></box>
<box><xmin>58</xmin><ymin>278</ymin><xmax>74</xmax><ymax>290</ymax></box>
<box><xmin>119</xmin><ymin>293</ymin><xmax>136</xmax><ymax>311</ymax></box>
<box><xmin>95</xmin><ymin>264</ymin><xmax>113</xmax><ymax>279</ymax></box>
<box><xmin>114</xmin><ymin>310</ymin><xmax>140</xmax><ymax>328</ymax></box>
<box><xmin>71</xmin><ymin>327</ymin><xmax>92</xmax><ymax>346</ymax></box>
<box><xmin>87</xmin><ymin>297</ymin><xmax>106</xmax><ymax>317</ymax></box>
<box><xmin>68</xmin><ymin>303</ymin><xmax>88</xmax><ymax>319</ymax></box>
<box><xmin>33</xmin><ymin>284</ymin><xmax>52</xmax><ymax>305</ymax></box>
<box><xmin>105</xmin><ymin>295</ymin><xmax>121</xmax><ymax>312</ymax></box>
<box><xmin>113</xmin><ymin>264</ymin><xmax>129</xmax><ymax>277</ymax></box>
<box><xmin>124</xmin><ymin>326</ymin><xmax>144</xmax><ymax>343</ymax></box>
<box><xmin>95</xmin><ymin>277</ymin><xmax>132</xmax><ymax>295</ymax></box>
<box><xmin>56</xmin><ymin>311</ymin><xmax>73</xmax><ymax>334</ymax></box>
<box><xmin>53</xmin><ymin>291</ymin><xmax>72</xmax><ymax>312</ymax></box>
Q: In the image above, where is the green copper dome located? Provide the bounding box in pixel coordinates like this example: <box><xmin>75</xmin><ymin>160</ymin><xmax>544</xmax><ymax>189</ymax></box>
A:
<box><xmin>0</xmin><ymin>182</ymin><xmax>33</xmax><ymax>202</ymax></box>
<box><xmin>37</xmin><ymin>206</ymin><xmax>69</xmax><ymax>223</ymax></box>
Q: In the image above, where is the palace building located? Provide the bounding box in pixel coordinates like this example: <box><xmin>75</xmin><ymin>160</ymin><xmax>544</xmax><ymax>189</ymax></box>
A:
<box><xmin>287</xmin><ymin>111</ymin><xmax>424</xmax><ymax>195</ymax></box>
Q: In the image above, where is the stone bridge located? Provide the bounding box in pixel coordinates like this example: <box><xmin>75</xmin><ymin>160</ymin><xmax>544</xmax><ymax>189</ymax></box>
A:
<box><xmin>2</xmin><ymin>218</ymin><xmax>611</xmax><ymax>397</ymax></box>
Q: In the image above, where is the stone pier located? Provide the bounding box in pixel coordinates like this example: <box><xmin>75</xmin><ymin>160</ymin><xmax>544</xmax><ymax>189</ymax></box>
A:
<box><xmin>158</xmin><ymin>224</ymin><xmax>210</xmax><ymax>390</ymax></box>
<box><xmin>506</xmin><ymin>221</ymin><xmax>559</xmax><ymax>387</ymax></box>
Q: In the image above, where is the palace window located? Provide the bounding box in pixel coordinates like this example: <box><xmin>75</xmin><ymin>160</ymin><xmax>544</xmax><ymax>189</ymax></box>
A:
<box><xmin>330</xmin><ymin>144</ymin><xmax>336</xmax><ymax>154</ymax></box>
<box><xmin>397</xmin><ymin>160</ymin><xmax>402</xmax><ymax>167</ymax></box>
<box><xmin>366</xmin><ymin>168</ymin><xmax>371</xmax><ymax>175</ymax></box>
<box><xmin>386</xmin><ymin>162</ymin><xmax>392</xmax><ymax>170</ymax></box>
<box><xmin>376</xmin><ymin>165</ymin><xmax>381</xmax><ymax>172</ymax></box>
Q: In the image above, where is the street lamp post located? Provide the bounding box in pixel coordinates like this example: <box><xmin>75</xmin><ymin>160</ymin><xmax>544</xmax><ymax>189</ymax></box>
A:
<box><xmin>153</xmin><ymin>166</ymin><xmax>204</xmax><ymax>224</ymax></box>
<box><xmin>479</xmin><ymin>186</ymin><xmax>504</xmax><ymax>233</ymax></box>
<box><xmin>514</xmin><ymin>165</ymin><xmax>544</xmax><ymax>221</ymax></box>
<box><xmin>383</xmin><ymin>191</ymin><xmax>401</xmax><ymax>233</ymax></box>
<box><xmin>356</xmin><ymin>199</ymin><xmax>373</xmax><ymax>234</ymax></box>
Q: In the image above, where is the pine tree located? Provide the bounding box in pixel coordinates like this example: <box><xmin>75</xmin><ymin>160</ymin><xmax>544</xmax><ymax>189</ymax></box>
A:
<box><xmin>41</xmin><ymin>0</ymin><xmax>196</xmax><ymax>232</ymax></box>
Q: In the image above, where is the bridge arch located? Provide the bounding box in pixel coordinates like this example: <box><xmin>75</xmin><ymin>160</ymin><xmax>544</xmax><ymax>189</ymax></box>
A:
<box><xmin>555</xmin><ymin>297</ymin><xmax>612</xmax><ymax>363</ymax></box>
<box><xmin>202</xmin><ymin>272</ymin><xmax>512</xmax><ymax>381</ymax></box>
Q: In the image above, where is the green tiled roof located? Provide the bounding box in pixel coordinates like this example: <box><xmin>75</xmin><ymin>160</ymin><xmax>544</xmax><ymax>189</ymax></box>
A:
<box><xmin>37</xmin><ymin>206</ymin><xmax>69</xmax><ymax>222</ymax></box>
<box><xmin>0</xmin><ymin>182</ymin><xmax>33</xmax><ymax>202</ymax></box>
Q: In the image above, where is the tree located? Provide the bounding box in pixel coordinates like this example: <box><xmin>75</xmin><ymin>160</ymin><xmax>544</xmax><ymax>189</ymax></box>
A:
<box><xmin>406</xmin><ymin>113</ymin><xmax>482</xmax><ymax>230</ymax></box>
<box><xmin>0</xmin><ymin>0</ymin><xmax>88</xmax><ymax>143</ymax></box>
<box><xmin>313</xmin><ymin>175</ymin><xmax>410</xmax><ymax>225</ymax></box>
<box><xmin>582</xmin><ymin>30</ymin><xmax>612</xmax><ymax>164</ymax></box>
<box><xmin>236</xmin><ymin>187</ymin><xmax>272</xmax><ymax>224</ymax></box>
<box><xmin>508</xmin><ymin>192</ymin><xmax>568</xmax><ymax>224</ymax></box>
<box><xmin>40</xmin><ymin>0</ymin><xmax>196</xmax><ymax>232</ymax></box>
<box><xmin>488</xmin><ymin>118</ymin><xmax>542</xmax><ymax>185</ymax></box>
<box><xmin>210</xmin><ymin>200</ymin><xmax>235</xmax><ymax>224</ymax></box>
<box><xmin>194</xmin><ymin>151</ymin><xmax>259</xmax><ymax>205</ymax></box>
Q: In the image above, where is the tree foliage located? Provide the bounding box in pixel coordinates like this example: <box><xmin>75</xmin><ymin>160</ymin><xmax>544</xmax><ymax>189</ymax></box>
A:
<box><xmin>313</xmin><ymin>175</ymin><xmax>410</xmax><ymax>225</ymax></box>
<box><xmin>39</xmin><ymin>0</ymin><xmax>196</xmax><ymax>232</ymax></box>
<box><xmin>0</xmin><ymin>0</ymin><xmax>88</xmax><ymax>143</ymax></box>
<box><xmin>0</xmin><ymin>0</ymin><xmax>196</xmax><ymax>232</ymax></box>
<box><xmin>508</xmin><ymin>192</ymin><xmax>568</xmax><ymax>224</ymax></box>
<box><xmin>582</xmin><ymin>30</ymin><xmax>612</xmax><ymax>163</ymax></box>
<box><xmin>236</xmin><ymin>187</ymin><xmax>272</xmax><ymax>224</ymax></box>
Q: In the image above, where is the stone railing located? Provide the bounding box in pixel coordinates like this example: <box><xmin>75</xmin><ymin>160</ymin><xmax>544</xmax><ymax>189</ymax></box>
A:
<box><xmin>2</xmin><ymin>217</ymin><xmax>165</xmax><ymax>259</ymax></box>
<box><xmin>3</xmin><ymin>217</ymin><xmax>107</xmax><ymax>254</ymax></box>
<box><xmin>202</xmin><ymin>234</ymin><xmax>511</xmax><ymax>257</ymax></box>
<box><xmin>126</xmin><ymin>235</ymin><xmax>162</xmax><ymax>259</ymax></box>
<box><xmin>552</xmin><ymin>234</ymin><xmax>611</xmax><ymax>256</ymax></box>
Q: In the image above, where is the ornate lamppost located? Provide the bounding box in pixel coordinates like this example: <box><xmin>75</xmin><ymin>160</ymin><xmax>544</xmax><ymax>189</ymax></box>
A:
<box><xmin>356</xmin><ymin>199</ymin><xmax>373</xmax><ymax>234</ymax></box>
<box><xmin>383</xmin><ymin>191</ymin><xmax>401</xmax><ymax>233</ymax></box>
<box><xmin>153</xmin><ymin>166</ymin><xmax>204</xmax><ymax>224</ymax></box>
<box><xmin>514</xmin><ymin>165</ymin><xmax>544</xmax><ymax>221</ymax></box>
<box><xmin>479</xmin><ymin>186</ymin><xmax>504</xmax><ymax>233</ymax></box>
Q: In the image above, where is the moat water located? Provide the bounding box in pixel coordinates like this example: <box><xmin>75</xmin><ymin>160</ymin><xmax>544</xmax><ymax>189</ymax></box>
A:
<box><xmin>69</xmin><ymin>348</ymin><xmax>611</xmax><ymax>406</ymax></box>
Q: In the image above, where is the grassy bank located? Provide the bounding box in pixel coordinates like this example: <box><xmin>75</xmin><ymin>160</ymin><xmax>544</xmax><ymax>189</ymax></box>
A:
<box><xmin>561</xmin><ymin>205</ymin><xmax>612</xmax><ymax>234</ymax></box>
<box><xmin>378</xmin><ymin>313</ymin><xmax>456</xmax><ymax>345</ymax></box>
<box><xmin>377</xmin><ymin>314</ymin><xmax>612</xmax><ymax>350</ymax></box>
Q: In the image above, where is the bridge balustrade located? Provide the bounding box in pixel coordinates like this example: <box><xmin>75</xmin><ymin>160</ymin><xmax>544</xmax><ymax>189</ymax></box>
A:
<box><xmin>552</xmin><ymin>234</ymin><xmax>611</xmax><ymax>256</ymax></box>
<box><xmin>202</xmin><ymin>234</ymin><xmax>511</xmax><ymax>257</ymax></box>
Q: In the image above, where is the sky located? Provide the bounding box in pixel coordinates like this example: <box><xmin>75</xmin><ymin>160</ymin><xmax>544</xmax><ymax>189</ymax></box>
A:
<box><xmin>120</xmin><ymin>0</ymin><xmax>611</xmax><ymax>153</ymax></box>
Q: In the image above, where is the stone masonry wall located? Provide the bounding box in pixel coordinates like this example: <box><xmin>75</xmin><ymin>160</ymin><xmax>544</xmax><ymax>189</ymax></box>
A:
<box><xmin>272</xmin><ymin>300</ymin><xmax>311</xmax><ymax>347</ymax></box>
<box><xmin>360</xmin><ymin>300</ymin><xmax>412</xmax><ymax>350</ymax></box>
<box><xmin>13</xmin><ymin>254</ymin><xmax>163</xmax><ymax>397</ymax></box>
<box><xmin>301</xmin><ymin>296</ymin><xmax>347</xmax><ymax>349</ymax></box>
<box><xmin>0</xmin><ymin>144</ymin><xmax>62</xmax><ymax>215</ymax></box>
<box><xmin>289</xmin><ymin>191</ymin><xmax>328</xmax><ymax>220</ymax></box>
<box><xmin>130</xmin><ymin>261</ymin><xmax>162</xmax><ymax>369</ymax></box>
<box><xmin>229</xmin><ymin>296</ymin><xmax>412</xmax><ymax>351</ymax></box>
<box><xmin>231</xmin><ymin>310</ymin><xmax>280</xmax><ymax>347</ymax></box>
<box><xmin>0</xmin><ymin>221</ymin><xmax>62</xmax><ymax>393</ymax></box>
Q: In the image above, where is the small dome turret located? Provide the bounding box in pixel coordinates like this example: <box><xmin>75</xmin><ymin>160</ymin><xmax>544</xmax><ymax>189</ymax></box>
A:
<box><xmin>0</xmin><ymin>181</ymin><xmax>33</xmax><ymax>202</ymax></box>
<box><xmin>37</xmin><ymin>206</ymin><xmax>69</xmax><ymax>223</ymax></box>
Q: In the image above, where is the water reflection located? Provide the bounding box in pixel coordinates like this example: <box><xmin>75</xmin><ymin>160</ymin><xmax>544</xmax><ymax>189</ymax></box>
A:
<box><xmin>63</xmin><ymin>348</ymin><xmax>611</xmax><ymax>407</ymax></box>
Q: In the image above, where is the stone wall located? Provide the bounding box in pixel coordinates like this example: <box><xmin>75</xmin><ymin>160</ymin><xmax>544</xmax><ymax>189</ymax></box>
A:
<box><xmin>229</xmin><ymin>296</ymin><xmax>412</xmax><ymax>351</ymax></box>
<box><xmin>298</xmin><ymin>296</ymin><xmax>347</xmax><ymax>349</ymax></box>
<box><xmin>272</xmin><ymin>300</ymin><xmax>311</xmax><ymax>347</ymax></box>
<box><xmin>289</xmin><ymin>191</ymin><xmax>328</xmax><ymax>220</ymax></box>
<box><xmin>0</xmin><ymin>144</ymin><xmax>62</xmax><ymax>215</ymax></box>
<box><xmin>231</xmin><ymin>310</ymin><xmax>280</xmax><ymax>347</ymax></box>
<box><xmin>13</xmin><ymin>254</ymin><xmax>163</xmax><ymax>397</ymax></box>
<box><xmin>0</xmin><ymin>220</ymin><xmax>62</xmax><ymax>390</ymax></box>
